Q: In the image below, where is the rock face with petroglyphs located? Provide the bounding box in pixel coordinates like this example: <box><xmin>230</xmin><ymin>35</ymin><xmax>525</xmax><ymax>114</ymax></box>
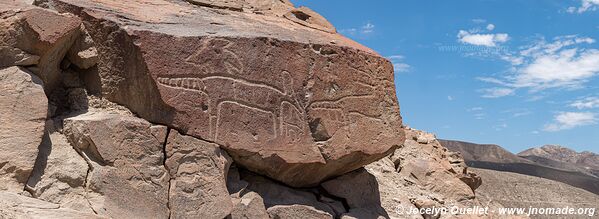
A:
<box><xmin>44</xmin><ymin>0</ymin><xmax>405</xmax><ymax>187</ymax></box>
<box><xmin>0</xmin><ymin>1</ymin><xmax>511</xmax><ymax>219</ymax></box>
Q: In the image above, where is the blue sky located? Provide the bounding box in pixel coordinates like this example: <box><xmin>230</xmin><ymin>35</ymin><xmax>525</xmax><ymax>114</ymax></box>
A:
<box><xmin>290</xmin><ymin>0</ymin><xmax>599</xmax><ymax>153</ymax></box>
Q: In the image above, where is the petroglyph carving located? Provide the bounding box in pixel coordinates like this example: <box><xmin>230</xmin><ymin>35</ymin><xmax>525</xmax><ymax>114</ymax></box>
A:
<box><xmin>156</xmin><ymin>71</ymin><xmax>306</xmax><ymax>146</ymax></box>
<box><xmin>185</xmin><ymin>38</ymin><xmax>244</xmax><ymax>75</ymax></box>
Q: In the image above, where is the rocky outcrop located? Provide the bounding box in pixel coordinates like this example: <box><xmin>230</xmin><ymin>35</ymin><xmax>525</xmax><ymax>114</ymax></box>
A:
<box><xmin>43</xmin><ymin>0</ymin><xmax>404</xmax><ymax>187</ymax></box>
<box><xmin>0</xmin><ymin>1</ymin><xmax>81</xmax><ymax>93</ymax></box>
<box><xmin>321</xmin><ymin>128</ymin><xmax>490</xmax><ymax>219</ymax></box>
<box><xmin>63</xmin><ymin>112</ymin><xmax>170</xmax><ymax>218</ymax></box>
<box><xmin>0</xmin><ymin>66</ymin><xmax>47</xmax><ymax>192</ymax></box>
<box><xmin>0</xmin><ymin>1</ymin><xmax>508</xmax><ymax>218</ymax></box>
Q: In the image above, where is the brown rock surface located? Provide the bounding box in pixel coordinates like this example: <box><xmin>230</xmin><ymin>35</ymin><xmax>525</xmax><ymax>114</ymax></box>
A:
<box><xmin>0</xmin><ymin>66</ymin><xmax>47</xmax><ymax>192</ymax></box>
<box><xmin>267</xmin><ymin>204</ymin><xmax>333</xmax><ymax>219</ymax></box>
<box><xmin>0</xmin><ymin>191</ymin><xmax>106</xmax><ymax>219</ymax></box>
<box><xmin>63</xmin><ymin>112</ymin><xmax>170</xmax><ymax>219</ymax></box>
<box><xmin>45</xmin><ymin>0</ymin><xmax>404</xmax><ymax>187</ymax></box>
<box><xmin>229</xmin><ymin>191</ymin><xmax>270</xmax><ymax>219</ymax></box>
<box><xmin>240</xmin><ymin>171</ymin><xmax>342</xmax><ymax>217</ymax></box>
<box><xmin>322</xmin><ymin>128</ymin><xmax>496</xmax><ymax>219</ymax></box>
<box><xmin>165</xmin><ymin>130</ymin><xmax>234</xmax><ymax>219</ymax></box>
<box><xmin>0</xmin><ymin>1</ymin><xmax>81</xmax><ymax>93</ymax></box>
<box><xmin>25</xmin><ymin>120</ymin><xmax>91</xmax><ymax>212</ymax></box>
<box><xmin>392</xmin><ymin>128</ymin><xmax>477</xmax><ymax>202</ymax></box>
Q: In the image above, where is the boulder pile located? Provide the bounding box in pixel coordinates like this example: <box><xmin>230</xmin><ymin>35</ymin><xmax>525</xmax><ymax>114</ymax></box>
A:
<box><xmin>0</xmin><ymin>0</ymin><xmax>500</xmax><ymax>218</ymax></box>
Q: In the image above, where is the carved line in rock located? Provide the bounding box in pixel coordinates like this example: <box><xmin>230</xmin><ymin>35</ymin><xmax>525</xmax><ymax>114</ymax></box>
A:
<box><xmin>156</xmin><ymin>37</ymin><xmax>383</xmax><ymax>146</ymax></box>
<box><xmin>157</xmin><ymin>74</ymin><xmax>306</xmax><ymax>144</ymax></box>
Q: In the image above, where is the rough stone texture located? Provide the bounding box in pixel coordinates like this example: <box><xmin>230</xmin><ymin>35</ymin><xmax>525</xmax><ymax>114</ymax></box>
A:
<box><xmin>165</xmin><ymin>130</ymin><xmax>234</xmax><ymax>219</ymax></box>
<box><xmin>63</xmin><ymin>112</ymin><xmax>170</xmax><ymax>219</ymax></box>
<box><xmin>46</xmin><ymin>0</ymin><xmax>404</xmax><ymax>187</ymax></box>
<box><xmin>25</xmin><ymin>120</ymin><xmax>91</xmax><ymax>212</ymax></box>
<box><xmin>321</xmin><ymin>168</ymin><xmax>387</xmax><ymax>215</ymax></box>
<box><xmin>240</xmin><ymin>170</ymin><xmax>344</xmax><ymax>217</ymax></box>
<box><xmin>320</xmin><ymin>128</ymin><xmax>498</xmax><ymax>219</ymax></box>
<box><xmin>0</xmin><ymin>66</ymin><xmax>47</xmax><ymax>192</ymax></box>
<box><xmin>267</xmin><ymin>205</ymin><xmax>333</xmax><ymax>219</ymax></box>
<box><xmin>66</xmin><ymin>26</ymin><xmax>98</xmax><ymax>70</ymax></box>
<box><xmin>392</xmin><ymin>128</ymin><xmax>477</xmax><ymax>202</ymax></box>
<box><xmin>340</xmin><ymin>208</ymin><xmax>387</xmax><ymax>219</ymax></box>
<box><xmin>229</xmin><ymin>191</ymin><xmax>270</xmax><ymax>219</ymax></box>
<box><xmin>0</xmin><ymin>1</ymin><xmax>81</xmax><ymax>93</ymax></box>
<box><xmin>0</xmin><ymin>191</ymin><xmax>106</xmax><ymax>219</ymax></box>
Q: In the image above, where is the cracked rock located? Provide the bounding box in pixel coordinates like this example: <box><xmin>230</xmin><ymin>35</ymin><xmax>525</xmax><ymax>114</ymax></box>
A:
<box><xmin>46</xmin><ymin>0</ymin><xmax>405</xmax><ymax>187</ymax></box>
<box><xmin>0</xmin><ymin>1</ymin><xmax>81</xmax><ymax>93</ymax></box>
<box><xmin>25</xmin><ymin>120</ymin><xmax>91</xmax><ymax>213</ymax></box>
<box><xmin>165</xmin><ymin>130</ymin><xmax>233</xmax><ymax>219</ymax></box>
<box><xmin>0</xmin><ymin>191</ymin><xmax>106</xmax><ymax>219</ymax></box>
<box><xmin>63</xmin><ymin>112</ymin><xmax>169</xmax><ymax>219</ymax></box>
<box><xmin>0</xmin><ymin>66</ymin><xmax>48</xmax><ymax>192</ymax></box>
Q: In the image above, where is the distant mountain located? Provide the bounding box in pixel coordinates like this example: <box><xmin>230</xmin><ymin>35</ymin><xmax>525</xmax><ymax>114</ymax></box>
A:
<box><xmin>473</xmin><ymin>168</ymin><xmax>599</xmax><ymax>219</ymax></box>
<box><xmin>439</xmin><ymin>139</ymin><xmax>599</xmax><ymax>195</ymax></box>
<box><xmin>439</xmin><ymin>140</ymin><xmax>531</xmax><ymax>164</ymax></box>
<box><xmin>519</xmin><ymin>145</ymin><xmax>599</xmax><ymax>178</ymax></box>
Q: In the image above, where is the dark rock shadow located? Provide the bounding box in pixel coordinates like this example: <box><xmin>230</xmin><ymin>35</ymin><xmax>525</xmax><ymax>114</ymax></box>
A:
<box><xmin>227</xmin><ymin>165</ymin><xmax>390</xmax><ymax>219</ymax></box>
<box><xmin>25</xmin><ymin>129</ymin><xmax>52</xmax><ymax>195</ymax></box>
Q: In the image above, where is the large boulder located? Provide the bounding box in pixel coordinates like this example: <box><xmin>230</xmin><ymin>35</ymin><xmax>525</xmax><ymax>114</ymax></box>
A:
<box><xmin>63</xmin><ymin>112</ymin><xmax>170</xmax><ymax>219</ymax></box>
<box><xmin>0</xmin><ymin>66</ymin><xmax>48</xmax><ymax>192</ymax></box>
<box><xmin>44</xmin><ymin>0</ymin><xmax>405</xmax><ymax>187</ymax></box>
<box><xmin>0</xmin><ymin>1</ymin><xmax>81</xmax><ymax>93</ymax></box>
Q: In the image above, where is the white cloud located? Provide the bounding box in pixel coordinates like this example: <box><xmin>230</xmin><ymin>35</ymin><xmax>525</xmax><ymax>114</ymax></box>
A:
<box><xmin>515</xmin><ymin>49</ymin><xmax>599</xmax><ymax>90</ymax></box>
<box><xmin>457</xmin><ymin>30</ymin><xmax>509</xmax><ymax>47</ymax></box>
<box><xmin>472</xmin><ymin>18</ymin><xmax>487</xmax><ymax>24</ymax></box>
<box><xmin>494</xmin><ymin>122</ymin><xmax>508</xmax><ymax>131</ymax></box>
<box><xmin>486</xmin><ymin>23</ymin><xmax>495</xmax><ymax>31</ymax></box>
<box><xmin>481</xmin><ymin>87</ymin><xmax>515</xmax><ymax>98</ymax></box>
<box><xmin>474</xmin><ymin>113</ymin><xmax>486</xmax><ymax>120</ymax></box>
<box><xmin>568</xmin><ymin>0</ymin><xmax>599</xmax><ymax>13</ymax></box>
<box><xmin>387</xmin><ymin>55</ymin><xmax>411</xmax><ymax>73</ymax></box>
<box><xmin>361</xmin><ymin>22</ymin><xmax>375</xmax><ymax>34</ymax></box>
<box><xmin>570</xmin><ymin>96</ymin><xmax>599</xmax><ymax>109</ymax></box>
<box><xmin>339</xmin><ymin>22</ymin><xmax>375</xmax><ymax>37</ymax></box>
<box><xmin>543</xmin><ymin>112</ymin><xmax>598</xmax><ymax>131</ymax></box>
<box><xmin>502</xmin><ymin>108</ymin><xmax>533</xmax><ymax>117</ymax></box>
<box><xmin>447</xmin><ymin>95</ymin><xmax>454</xmax><ymax>101</ymax></box>
<box><xmin>480</xmin><ymin>35</ymin><xmax>599</xmax><ymax>94</ymax></box>
<box><xmin>467</xmin><ymin>107</ymin><xmax>484</xmax><ymax>112</ymax></box>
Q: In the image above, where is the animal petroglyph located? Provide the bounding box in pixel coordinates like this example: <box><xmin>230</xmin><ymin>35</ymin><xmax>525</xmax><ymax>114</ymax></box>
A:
<box><xmin>156</xmin><ymin>66</ymin><xmax>309</xmax><ymax>145</ymax></box>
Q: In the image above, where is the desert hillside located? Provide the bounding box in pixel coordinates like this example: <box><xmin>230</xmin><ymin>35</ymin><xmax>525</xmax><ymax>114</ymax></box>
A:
<box><xmin>441</xmin><ymin>139</ymin><xmax>599</xmax><ymax>196</ymax></box>
<box><xmin>474</xmin><ymin>168</ymin><xmax>599</xmax><ymax>219</ymax></box>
